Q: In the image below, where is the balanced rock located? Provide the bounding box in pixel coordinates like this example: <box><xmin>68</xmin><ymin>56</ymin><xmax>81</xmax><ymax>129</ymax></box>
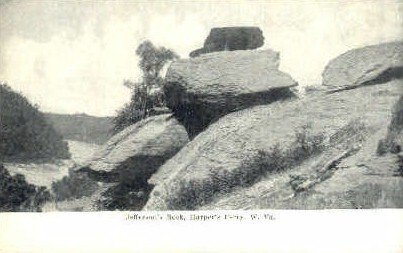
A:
<box><xmin>165</xmin><ymin>49</ymin><xmax>298</xmax><ymax>137</ymax></box>
<box><xmin>145</xmin><ymin>79</ymin><xmax>402</xmax><ymax>211</ymax></box>
<box><xmin>322</xmin><ymin>41</ymin><xmax>403</xmax><ymax>90</ymax></box>
<box><xmin>190</xmin><ymin>27</ymin><xmax>264</xmax><ymax>57</ymax></box>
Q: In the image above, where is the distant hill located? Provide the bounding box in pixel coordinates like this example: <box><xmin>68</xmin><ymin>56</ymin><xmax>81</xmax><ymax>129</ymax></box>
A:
<box><xmin>44</xmin><ymin>113</ymin><xmax>113</xmax><ymax>144</ymax></box>
<box><xmin>0</xmin><ymin>84</ymin><xmax>70</xmax><ymax>161</ymax></box>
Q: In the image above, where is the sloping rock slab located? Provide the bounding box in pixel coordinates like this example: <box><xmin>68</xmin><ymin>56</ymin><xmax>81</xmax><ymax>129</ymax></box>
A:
<box><xmin>322</xmin><ymin>41</ymin><xmax>403</xmax><ymax>90</ymax></box>
<box><xmin>77</xmin><ymin>114</ymin><xmax>189</xmax><ymax>181</ymax></box>
<box><xmin>165</xmin><ymin>49</ymin><xmax>298</xmax><ymax>136</ymax></box>
<box><xmin>190</xmin><ymin>27</ymin><xmax>264</xmax><ymax>57</ymax></box>
<box><xmin>202</xmin><ymin>125</ymin><xmax>403</xmax><ymax>210</ymax></box>
<box><xmin>144</xmin><ymin>80</ymin><xmax>402</xmax><ymax>210</ymax></box>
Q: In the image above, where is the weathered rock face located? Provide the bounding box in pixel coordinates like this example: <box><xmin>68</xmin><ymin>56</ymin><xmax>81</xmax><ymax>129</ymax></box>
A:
<box><xmin>77</xmin><ymin>114</ymin><xmax>189</xmax><ymax>210</ymax></box>
<box><xmin>165</xmin><ymin>49</ymin><xmax>298</xmax><ymax>137</ymax></box>
<box><xmin>201</xmin><ymin>94</ymin><xmax>403</xmax><ymax>210</ymax></box>
<box><xmin>144</xmin><ymin>80</ymin><xmax>402</xmax><ymax>210</ymax></box>
<box><xmin>322</xmin><ymin>41</ymin><xmax>403</xmax><ymax>90</ymax></box>
<box><xmin>80</xmin><ymin>114</ymin><xmax>188</xmax><ymax>175</ymax></box>
<box><xmin>377</xmin><ymin>96</ymin><xmax>403</xmax><ymax>155</ymax></box>
<box><xmin>189</xmin><ymin>27</ymin><xmax>264</xmax><ymax>57</ymax></box>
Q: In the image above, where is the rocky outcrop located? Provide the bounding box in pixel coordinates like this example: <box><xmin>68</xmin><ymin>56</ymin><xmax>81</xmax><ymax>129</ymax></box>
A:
<box><xmin>322</xmin><ymin>41</ymin><xmax>403</xmax><ymax>90</ymax></box>
<box><xmin>77</xmin><ymin>114</ymin><xmax>189</xmax><ymax>210</ymax></box>
<box><xmin>79</xmin><ymin>114</ymin><xmax>188</xmax><ymax>175</ymax></box>
<box><xmin>202</xmin><ymin>119</ymin><xmax>403</xmax><ymax>210</ymax></box>
<box><xmin>377</xmin><ymin>96</ymin><xmax>403</xmax><ymax>155</ymax></box>
<box><xmin>189</xmin><ymin>27</ymin><xmax>264</xmax><ymax>57</ymax></box>
<box><xmin>165</xmin><ymin>49</ymin><xmax>298</xmax><ymax>136</ymax></box>
<box><xmin>144</xmin><ymin>79</ymin><xmax>402</xmax><ymax>210</ymax></box>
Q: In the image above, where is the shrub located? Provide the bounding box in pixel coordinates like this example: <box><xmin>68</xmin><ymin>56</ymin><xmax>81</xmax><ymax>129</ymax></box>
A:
<box><xmin>0</xmin><ymin>83</ymin><xmax>70</xmax><ymax>161</ymax></box>
<box><xmin>113</xmin><ymin>81</ymin><xmax>166</xmax><ymax>134</ymax></box>
<box><xmin>165</xmin><ymin>124</ymin><xmax>326</xmax><ymax>210</ymax></box>
<box><xmin>96</xmin><ymin>155</ymin><xmax>166</xmax><ymax>210</ymax></box>
<box><xmin>0</xmin><ymin>164</ymin><xmax>51</xmax><ymax>211</ymax></box>
<box><xmin>51</xmin><ymin>168</ymin><xmax>98</xmax><ymax>201</ymax></box>
<box><xmin>97</xmin><ymin>183</ymin><xmax>153</xmax><ymax>211</ymax></box>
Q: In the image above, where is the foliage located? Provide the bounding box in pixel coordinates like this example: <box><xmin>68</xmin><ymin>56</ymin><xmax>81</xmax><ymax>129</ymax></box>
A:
<box><xmin>0</xmin><ymin>83</ymin><xmax>70</xmax><ymax>161</ymax></box>
<box><xmin>51</xmin><ymin>168</ymin><xmax>98</xmax><ymax>201</ymax></box>
<box><xmin>165</xmin><ymin>124</ymin><xmax>326</xmax><ymax>210</ymax></box>
<box><xmin>113</xmin><ymin>41</ymin><xmax>179</xmax><ymax>134</ymax></box>
<box><xmin>0</xmin><ymin>164</ymin><xmax>51</xmax><ymax>211</ymax></box>
<box><xmin>97</xmin><ymin>155</ymin><xmax>166</xmax><ymax>210</ymax></box>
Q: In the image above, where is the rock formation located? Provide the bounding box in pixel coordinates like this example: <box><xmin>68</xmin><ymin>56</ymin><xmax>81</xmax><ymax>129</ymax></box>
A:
<box><xmin>77</xmin><ymin>114</ymin><xmax>189</xmax><ymax>210</ymax></box>
<box><xmin>50</xmin><ymin>39</ymin><xmax>403</xmax><ymax>211</ymax></box>
<box><xmin>144</xmin><ymin>41</ymin><xmax>403</xmax><ymax>210</ymax></box>
<box><xmin>145</xmin><ymin>79</ymin><xmax>402</xmax><ymax>211</ymax></box>
<box><xmin>165</xmin><ymin>49</ymin><xmax>298</xmax><ymax>137</ymax></box>
<box><xmin>322</xmin><ymin>41</ymin><xmax>403</xmax><ymax>90</ymax></box>
<box><xmin>189</xmin><ymin>27</ymin><xmax>264</xmax><ymax>57</ymax></box>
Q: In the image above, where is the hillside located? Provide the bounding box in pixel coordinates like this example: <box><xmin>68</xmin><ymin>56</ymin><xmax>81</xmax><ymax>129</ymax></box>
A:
<box><xmin>0</xmin><ymin>84</ymin><xmax>70</xmax><ymax>161</ymax></box>
<box><xmin>45</xmin><ymin>113</ymin><xmax>113</xmax><ymax>144</ymax></box>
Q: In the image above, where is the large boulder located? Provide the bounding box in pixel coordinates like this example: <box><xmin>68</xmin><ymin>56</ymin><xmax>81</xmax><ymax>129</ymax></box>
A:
<box><xmin>165</xmin><ymin>49</ymin><xmax>298</xmax><ymax>137</ymax></box>
<box><xmin>189</xmin><ymin>27</ymin><xmax>264</xmax><ymax>57</ymax></box>
<box><xmin>144</xmin><ymin>79</ymin><xmax>402</xmax><ymax>210</ymax></box>
<box><xmin>322</xmin><ymin>41</ymin><xmax>403</xmax><ymax>90</ymax></box>
<box><xmin>77</xmin><ymin>114</ymin><xmax>189</xmax><ymax>210</ymax></box>
<box><xmin>80</xmin><ymin>114</ymin><xmax>188</xmax><ymax>175</ymax></box>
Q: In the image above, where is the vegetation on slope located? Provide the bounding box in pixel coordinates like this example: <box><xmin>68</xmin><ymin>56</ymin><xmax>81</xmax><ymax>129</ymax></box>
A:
<box><xmin>51</xmin><ymin>168</ymin><xmax>99</xmax><ymax>201</ymax></box>
<box><xmin>0</xmin><ymin>164</ymin><xmax>51</xmax><ymax>212</ymax></box>
<box><xmin>0</xmin><ymin>83</ymin><xmax>70</xmax><ymax>161</ymax></box>
<box><xmin>165</xmin><ymin>124</ymin><xmax>326</xmax><ymax>210</ymax></box>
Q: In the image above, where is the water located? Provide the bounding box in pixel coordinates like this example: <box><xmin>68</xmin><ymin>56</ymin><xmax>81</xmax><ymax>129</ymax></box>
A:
<box><xmin>5</xmin><ymin>140</ymin><xmax>100</xmax><ymax>189</ymax></box>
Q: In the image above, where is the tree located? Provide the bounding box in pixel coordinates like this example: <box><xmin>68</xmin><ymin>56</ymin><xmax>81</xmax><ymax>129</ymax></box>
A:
<box><xmin>113</xmin><ymin>41</ymin><xmax>179</xmax><ymax>133</ymax></box>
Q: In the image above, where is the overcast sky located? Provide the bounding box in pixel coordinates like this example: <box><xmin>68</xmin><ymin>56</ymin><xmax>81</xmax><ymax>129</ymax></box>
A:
<box><xmin>1</xmin><ymin>1</ymin><xmax>402</xmax><ymax>116</ymax></box>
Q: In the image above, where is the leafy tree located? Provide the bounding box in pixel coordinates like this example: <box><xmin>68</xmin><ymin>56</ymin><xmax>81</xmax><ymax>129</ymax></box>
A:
<box><xmin>113</xmin><ymin>41</ymin><xmax>179</xmax><ymax>133</ymax></box>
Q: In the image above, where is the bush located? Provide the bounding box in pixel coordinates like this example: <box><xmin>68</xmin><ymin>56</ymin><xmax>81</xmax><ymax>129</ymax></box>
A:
<box><xmin>0</xmin><ymin>83</ymin><xmax>70</xmax><ymax>161</ymax></box>
<box><xmin>96</xmin><ymin>155</ymin><xmax>167</xmax><ymax>210</ymax></box>
<box><xmin>51</xmin><ymin>168</ymin><xmax>98</xmax><ymax>201</ymax></box>
<box><xmin>0</xmin><ymin>164</ymin><xmax>51</xmax><ymax>211</ymax></box>
<box><xmin>112</xmin><ymin>81</ymin><xmax>166</xmax><ymax>134</ymax></box>
<box><xmin>165</xmin><ymin>124</ymin><xmax>326</xmax><ymax>210</ymax></box>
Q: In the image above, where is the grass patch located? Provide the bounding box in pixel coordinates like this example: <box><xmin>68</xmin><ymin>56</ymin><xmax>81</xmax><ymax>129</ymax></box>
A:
<box><xmin>165</xmin><ymin>124</ymin><xmax>326</xmax><ymax>210</ymax></box>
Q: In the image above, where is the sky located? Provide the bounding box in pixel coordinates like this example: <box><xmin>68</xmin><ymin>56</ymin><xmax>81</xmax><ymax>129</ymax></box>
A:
<box><xmin>0</xmin><ymin>1</ymin><xmax>402</xmax><ymax>117</ymax></box>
